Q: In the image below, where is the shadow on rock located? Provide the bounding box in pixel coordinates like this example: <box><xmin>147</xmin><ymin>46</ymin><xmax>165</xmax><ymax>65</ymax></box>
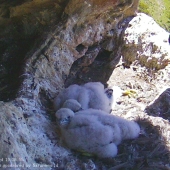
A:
<box><xmin>99</xmin><ymin>117</ymin><xmax>170</xmax><ymax>170</ymax></box>
<box><xmin>145</xmin><ymin>88</ymin><xmax>170</xmax><ymax>121</ymax></box>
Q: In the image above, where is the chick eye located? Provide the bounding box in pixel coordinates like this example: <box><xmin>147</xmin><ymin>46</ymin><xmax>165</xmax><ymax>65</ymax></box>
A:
<box><xmin>68</xmin><ymin>116</ymin><xmax>71</xmax><ymax>119</ymax></box>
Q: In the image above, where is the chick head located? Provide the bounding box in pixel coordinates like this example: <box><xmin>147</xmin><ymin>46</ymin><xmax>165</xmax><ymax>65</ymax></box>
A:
<box><xmin>55</xmin><ymin>108</ymin><xmax>74</xmax><ymax>126</ymax></box>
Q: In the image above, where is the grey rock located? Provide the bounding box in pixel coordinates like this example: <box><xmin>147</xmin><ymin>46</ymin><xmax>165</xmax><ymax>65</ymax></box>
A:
<box><xmin>122</xmin><ymin>13</ymin><xmax>170</xmax><ymax>70</ymax></box>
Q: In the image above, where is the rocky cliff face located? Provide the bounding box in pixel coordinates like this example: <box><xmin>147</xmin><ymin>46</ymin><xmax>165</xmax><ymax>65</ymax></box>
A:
<box><xmin>0</xmin><ymin>0</ymin><xmax>138</xmax><ymax>101</ymax></box>
<box><xmin>0</xmin><ymin>0</ymin><xmax>170</xmax><ymax>169</ymax></box>
<box><xmin>122</xmin><ymin>13</ymin><xmax>170</xmax><ymax>70</ymax></box>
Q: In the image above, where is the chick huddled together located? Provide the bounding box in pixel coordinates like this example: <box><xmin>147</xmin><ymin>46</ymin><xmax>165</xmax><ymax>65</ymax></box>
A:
<box><xmin>54</xmin><ymin>82</ymin><xmax>115</xmax><ymax>113</ymax></box>
<box><xmin>54</xmin><ymin>82</ymin><xmax>140</xmax><ymax>158</ymax></box>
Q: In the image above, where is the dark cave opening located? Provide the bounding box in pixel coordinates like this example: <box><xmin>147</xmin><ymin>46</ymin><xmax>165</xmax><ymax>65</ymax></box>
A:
<box><xmin>65</xmin><ymin>47</ymin><xmax>117</xmax><ymax>87</ymax></box>
<box><xmin>0</xmin><ymin>36</ymin><xmax>39</xmax><ymax>102</ymax></box>
<box><xmin>0</xmin><ymin>0</ymin><xmax>68</xmax><ymax>102</ymax></box>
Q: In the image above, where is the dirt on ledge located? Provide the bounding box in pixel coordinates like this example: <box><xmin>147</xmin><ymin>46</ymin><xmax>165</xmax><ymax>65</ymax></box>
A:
<box><xmin>104</xmin><ymin>59</ymin><xmax>170</xmax><ymax>169</ymax></box>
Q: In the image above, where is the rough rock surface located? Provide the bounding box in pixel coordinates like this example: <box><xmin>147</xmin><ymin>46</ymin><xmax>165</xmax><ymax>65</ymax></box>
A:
<box><xmin>122</xmin><ymin>13</ymin><xmax>170</xmax><ymax>70</ymax></box>
<box><xmin>0</xmin><ymin>0</ymin><xmax>170</xmax><ymax>169</ymax></box>
<box><xmin>0</xmin><ymin>0</ymin><xmax>68</xmax><ymax>101</ymax></box>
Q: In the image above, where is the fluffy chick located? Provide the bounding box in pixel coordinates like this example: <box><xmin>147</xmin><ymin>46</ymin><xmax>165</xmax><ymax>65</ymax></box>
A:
<box><xmin>53</xmin><ymin>82</ymin><xmax>98</xmax><ymax>111</ymax></box>
<box><xmin>83</xmin><ymin>82</ymin><xmax>112</xmax><ymax>112</ymax></box>
<box><xmin>55</xmin><ymin>108</ymin><xmax>118</xmax><ymax>158</ymax></box>
<box><xmin>105</xmin><ymin>86</ymin><xmax>122</xmax><ymax>109</ymax></box>
<box><xmin>59</xmin><ymin>99</ymin><xmax>140</xmax><ymax>144</ymax></box>
<box><xmin>76</xmin><ymin>109</ymin><xmax>140</xmax><ymax>145</ymax></box>
<box><xmin>54</xmin><ymin>82</ymin><xmax>112</xmax><ymax>112</ymax></box>
<box><xmin>55</xmin><ymin>108</ymin><xmax>140</xmax><ymax>158</ymax></box>
<box><xmin>62</xmin><ymin>99</ymin><xmax>82</xmax><ymax>112</ymax></box>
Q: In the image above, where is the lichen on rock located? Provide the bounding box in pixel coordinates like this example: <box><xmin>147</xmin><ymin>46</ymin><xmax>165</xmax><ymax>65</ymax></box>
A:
<box><xmin>122</xmin><ymin>13</ymin><xmax>170</xmax><ymax>70</ymax></box>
